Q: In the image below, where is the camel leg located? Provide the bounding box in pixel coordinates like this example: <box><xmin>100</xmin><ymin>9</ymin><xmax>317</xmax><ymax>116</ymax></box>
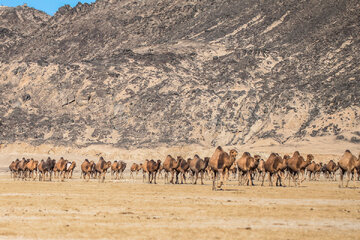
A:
<box><xmin>170</xmin><ymin>171</ymin><xmax>175</xmax><ymax>184</ymax></box>
<box><xmin>237</xmin><ymin>168</ymin><xmax>242</xmax><ymax>185</ymax></box>
<box><xmin>154</xmin><ymin>172</ymin><xmax>157</xmax><ymax>184</ymax></box>
<box><xmin>339</xmin><ymin>170</ymin><xmax>344</xmax><ymax>188</ymax></box>
<box><xmin>269</xmin><ymin>173</ymin><xmax>273</xmax><ymax>186</ymax></box>
<box><xmin>194</xmin><ymin>172</ymin><xmax>199</xmax><ymax>184</ymax></box>
<box><xmin>218</xmin><ymin>170</ymin><xmax>224</xmax><ymax>189</ymax></box>
<box><xmin>212</xmin><ymin>171</ymin><xmax>217</xmax><ymax>191</ymax></box>
<box><xmin>200</xmin><ymin>172</ymin><xmax>204</xmax><ymax>185</ymax></box>
<box><xmin>261</xmin><ymin>172</ymin><xmax>266</xmax><ymax>186</ymax></box>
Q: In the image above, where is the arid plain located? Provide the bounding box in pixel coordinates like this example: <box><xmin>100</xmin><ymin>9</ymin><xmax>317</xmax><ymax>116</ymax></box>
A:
<box><xmin>1</xmin><ymin>141</ymin><xmax>360</xmax><ymax>240</ymax></box>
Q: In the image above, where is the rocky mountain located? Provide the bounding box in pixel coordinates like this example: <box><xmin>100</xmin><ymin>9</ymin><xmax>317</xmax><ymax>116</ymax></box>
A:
<box><xmin>0</xmin><ymin>0</ymin><xmax>359</xmax><ymax>148</ymax></box>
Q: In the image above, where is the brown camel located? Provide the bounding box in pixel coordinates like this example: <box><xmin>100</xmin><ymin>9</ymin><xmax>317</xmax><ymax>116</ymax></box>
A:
<box><xmin>9</xmin><ymin>159</ymin><xmax>20</xmax><ymax>179</ymax></box>
<box><xmin>147</xmin><ymin>160</ymin><xmax>161</xmax><ymax>184</ymax></box>
<box><xmin>66</xmin><ymin>161</ymin><xmax>76</xmax><ymax>179</ymax></box>
<box><xmin>38</xmin><ymin>157</ymin><xmax>56</xmax><ymax>181</ymax></box>
<box><xmin>142</xmin><ymin>160</ymin><xmax>150</xmax><ymax>182</ymax></box>
<box><xmin>256</xmin><ymin>159</ymin><xmax>265</xmax><ymax>181</ymax></box>
<box><xmin>81</xmin><ymin>159</ymin><xmax>95</xmax><ymax>181</ymax></box>
<box><xmin>236</xmin><ymin>152</ymin><xmax>260</xmax><ymax>186</ymax></box>
<box><xmin>130</xmin><ymin>163</ymin><xmax>141</xmax><ymax>178</ymax></box>
<box><xmin>323</xmin><ymin>160</ymin><xmax>339</xmax><ymax>180</ymax></box>
<box><xmin>163</xmin><ymin>155</ymin><xmax>180</xmax><ymax>184</ymax></box>
<box><xmin>188</xmin><ymin>155</ymin><xmax>209</xmax><ymax>184</ymax></box>
<box><xmin>54</xmin><ymin>157</ymin><xmax>68</xmax><ymax>181</ymax></box>
<box><xmin>299</xmin><ymin>154</ymin><xmax>314</xmax><ymax>182</ymax></box>
<box><xmin>17</xmin><ymin>158</ymin><xmax>29</xmax><ymax>180</ymax></box>
<box><xmin>338</xmin><ymin>150</ymin><xmax>360</xmax><ymax>187</ymax></box>
<box><xmin>111</xmin><ymin>161</ymin><xmax>120</xmax><ymax>180</ymax></box>
<box><xmin>25</xmin><ymin>158</ymin><xmax>38</xmax><ymax>180</ymax></box>
<box><xmin>118</xmin><ymin>161</ymin><xmax>127</xmax><ymax>179</ymax></box>
<box><xmin>306</xmin><ymin>161</ymin><xmax>322</xmax><ymax>181</ymax></box>
<box><xmin>287</xmin><ymin>151</ymin><xmax>312</xmax><ymax>186</ymax></box>
<box><xmin>261</xmin><ymin>153</ymin><xmax>287</xmax><ymax>186</ymax></box>
<box><xmin>95</xmin><ymin>157</ymin><xmax>112</xmax><ymax>182</ymax></box>
<box><xmin>175</xmin><ymin>156</ymin><xmax>189</xmax><ymax>184</ymax></box>
<box><xmin>209</xmin><ymin>146</ymin><xmax>238</xmax><ymax>190</ymax></box>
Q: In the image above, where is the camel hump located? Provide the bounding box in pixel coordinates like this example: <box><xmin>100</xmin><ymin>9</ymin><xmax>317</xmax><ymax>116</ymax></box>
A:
<box><xmin>216</xmin><ymin>146</ymin><xmax>223</xmax><ymax>151</ymax></box>
<box><xmin>345</xmin><ymin>149</ymin><xmax>351</xmax><ymax>153</ymax></box>
<box><xmin>194</xmin><ymin>154</ymin><xmax>200</xmax><ymax>159</ymax></box>
<box><xmin>293</xmin><ymin>151</ymin><xmax>300</xmax><ymax>156</ymax></box>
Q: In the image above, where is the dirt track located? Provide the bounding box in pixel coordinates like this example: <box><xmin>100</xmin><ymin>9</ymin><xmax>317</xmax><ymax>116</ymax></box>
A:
<box><xmin>0</xmin><ymin>173</ymin><xmax>359</xmax><ymax>240</ymax></box>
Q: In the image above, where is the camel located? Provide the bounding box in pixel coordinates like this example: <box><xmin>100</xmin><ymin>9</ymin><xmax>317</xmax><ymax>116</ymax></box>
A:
<box><xmin>9</xmin><ymin>159</ymin><xmax>20</xmax><ymax>179</ymax></box>
<box><xmin>95</xmin><ymin>157</ymin><xmax>112</xmax><ymax>182</ymax></box>
<box><xmin>256</xmin><ymin>159</ymin><xmax>265</xmax><ymax>181</ymax></box>
<box><xmin>209</xmin><ymin>146</ymin><xmax>238</xmax><ymax>190</ymax></box>
<box><xmin>300</xmin><ymin>154</ymin><xmax>314</xmax><ymax>182</ymax></box>
<box><xmin>228</xmin><ymin>162</ymin><xmax>237</xmax><ymax>180</ymax></box>
<box><xmin>188</xmin><ymin>155</ymin><xmax>209</xmax><ymax>184</ymax></box>
<box><xmin>338</xmin><ymin>150</ymin><xmax>360</xmax><ymax>187</ymax></box>
<box><xmin>147</xmin><ymin>160</ymin><xmax>161</xmax><ymax>184</ymax></box>
<box><xmin>322</xmin><ymin>160</ymin><xmax>339</xmax><ymax>180</ymax></box>
<box><xmin>236</xmin><ymin>152</ymin><xmax>259</xmax><ymax>186</ymax></box>
<box><xmin>111</xmin><ymin>161</ymin><xmax>120</xmax><ymax>179</ymax></box>
<box><xmin>54</xmin><ymin>157</ymin><xmax>68</xmax><ymax>181</ymax></box>
<box><xmin>142</xmin><ymin>160</ymin><xmax>150</xmax><ymax>182</ymax></box>
<box><xmin>286</xmin><ymin>151</ymin><xmax>312</xmax><ymax>187</ymax></box>
<box><xmin>25</xmin><ymin>158</ymin><xmax>38</xmax><ymax>180</ymax></box>
<box><xmin>130</xmin><ymin>163</ymin><xmax>141</xmax><ymax>178</ymax></box>
<box><xmin>175</xmin><ymin>156</ymin><xmax>189</xmax><ymax>184</ymax></box>
<box><xmin>17</xmin><ymin>158</ymin><xmax>29</xmax><ymax>180</ymax></box>
<box><xmin>306</xmin><ymin>161</ymin><xmax>322</xmax><ymax>181</ymax></box>
<box><xmin>163</xmin><ymin>155</ymin><xmax>180</xmax><ymax>184</ymax></box>
<box><xmin>118</xmin><ymin>161</ymin><xmax>127</xmax><ymax>179</ymax></box>
<box><xmin>66</xmin><ymin>161</ymin><xmax>76</xmax><ymax>179</ymax></box>
<box><xmin>38</xmin><ymin>157</ymin><xmax>56</xmax><ymax>181</ymax></box>
<box><xmin>81</xmin><ymin>159</ymin><xmax>95</xmax><ymax>181</ymax></box>
<box><xmin>261</xmin><ymin>153</ymin><xmax>287</xmax><ymax>186</ymax></box>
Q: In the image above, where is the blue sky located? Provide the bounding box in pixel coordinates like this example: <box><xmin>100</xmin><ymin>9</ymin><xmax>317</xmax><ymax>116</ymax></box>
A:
<box><xmin>0</xmin><ymin>0</ymin><xmax>96</xmax><ymax>15</ymax></box>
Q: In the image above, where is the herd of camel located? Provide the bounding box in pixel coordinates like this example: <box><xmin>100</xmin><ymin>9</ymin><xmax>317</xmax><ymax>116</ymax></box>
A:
<box><xmin>8</xmin><ymin>147</ymin><xmax>360</xmax><ymax>190</ymax></box>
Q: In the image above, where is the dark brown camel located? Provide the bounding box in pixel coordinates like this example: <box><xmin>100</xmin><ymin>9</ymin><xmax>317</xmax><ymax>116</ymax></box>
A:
<box><xmin>323</xmin><ymin>160</ymin><xmax>339</xmax><ymax>180</ymax></box>
<box><xmin>38</xmin><ymin>157</ymin><xmax>56</xmax><ymax>181</ymax></box>
<box><xmin>209</xmin><ymin>146</ymin><xmax>238</xmax><ymax>190</ymax></box>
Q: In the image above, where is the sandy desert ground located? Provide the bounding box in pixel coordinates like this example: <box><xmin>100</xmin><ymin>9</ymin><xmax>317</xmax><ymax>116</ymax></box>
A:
<box><xmin>0</xmin><ymin>141</ymin><xmax>360</xmax><ymax>239</ymax></box>
<box><xmin>0</xmin><ymin>171</ymin><xmax>359</xmax><ymax>240</ymax></box>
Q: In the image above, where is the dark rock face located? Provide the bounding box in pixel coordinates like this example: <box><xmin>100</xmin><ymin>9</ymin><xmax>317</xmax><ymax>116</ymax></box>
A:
<box><xmin>0</xmin><ymin>0</ymin><xmax>359</xmax><ymax>147</ymax></box>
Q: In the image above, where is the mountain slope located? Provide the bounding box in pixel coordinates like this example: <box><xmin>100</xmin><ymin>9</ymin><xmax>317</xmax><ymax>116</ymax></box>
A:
<box><xmin>0</xmin><ymin>0</ymin><xmax>359</xmax><ymax>148</ymax></box>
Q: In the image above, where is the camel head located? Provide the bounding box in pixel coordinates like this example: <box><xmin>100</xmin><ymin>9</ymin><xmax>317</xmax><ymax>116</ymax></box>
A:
<box><xmin>204</xmin><ymin>157</ymin><xmax>210</xmax><ymax>168</ymax></box>
<box><xmin>229</xmin><ymin>149</ymin><xmax>238</xmax><ymax>159</ymax></box>
<box><xmin>254</xmin><ymin>155</ymin><xmax>261</xmax><ymax>161</ymax></box>
<box><xmin>293</xmin><ymin>151</ymin><xmax>300</xmax><ymax>157</ymax></box>
<box><xmin>306</xmin><ymin>154</ymin><xmax>314</xmax><ymax>162</ymax></box>
<box><xmin>100</xmin><ymin>156</ymin><xmax>104</xmax><ymax>161</ymax></box>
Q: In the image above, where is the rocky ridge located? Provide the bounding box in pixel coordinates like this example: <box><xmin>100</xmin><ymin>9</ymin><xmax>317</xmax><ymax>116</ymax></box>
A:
<box><xmin>0</xmin><ymin>0</ymin><xmax>359</xmax><ymax>148</ymax></box>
